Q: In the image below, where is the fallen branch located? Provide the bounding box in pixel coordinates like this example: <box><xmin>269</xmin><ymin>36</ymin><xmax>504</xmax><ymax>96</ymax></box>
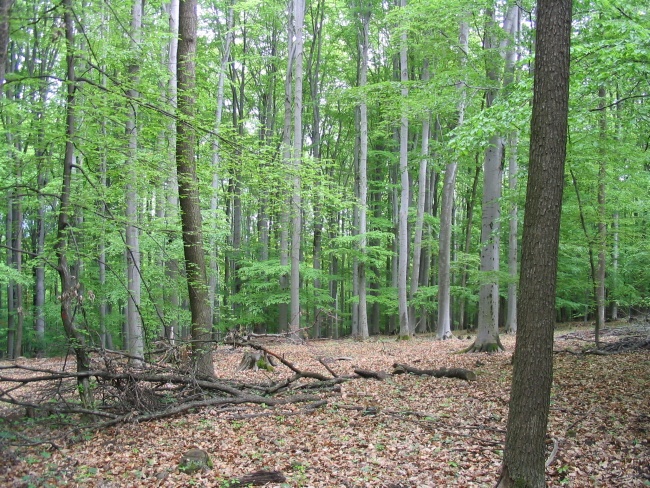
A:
<box><xmin>392</xmin><ymin>363</ymin><xmax>477</xmax><ymax>381</ymax></box>
<box><xmin>354</xmin><ymin>369</ymin><xmax>389</xmax><ymax>380</ymax></box>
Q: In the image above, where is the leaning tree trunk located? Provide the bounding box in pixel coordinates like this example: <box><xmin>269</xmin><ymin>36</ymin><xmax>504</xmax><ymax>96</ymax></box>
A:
<box><xmin>55</xmin><ymin>0</ymin><xmax>93</xmax><ymax>407</ymax></box>
<box><xmin>497</xmin><ymin>0</ymin><xmax>572</xmax><ymax>484</ymax></box>
<box><xmin>177</xmin><ymin>0</ymin><xmax>214</xmax><ymax>377</ymax></box>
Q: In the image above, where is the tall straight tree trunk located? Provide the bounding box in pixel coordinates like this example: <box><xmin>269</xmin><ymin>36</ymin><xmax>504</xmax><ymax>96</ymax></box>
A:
<box><xmin>125</xmin><ymin>0</ymin><xmax>144</xmax><ymax>364</ymax></box>
<box><xmin>409</xmin><ymin>59</ymin><xmax>429</xmax><ymax>335</ymax></box>
<box><xmin>438</xmin><ymin>20</ymin><xmax>468</xmax><ymax>340</ymax></box>
<box><xmin>278</xmin><ymin>8</ymin><xmax>294</xmax><ymax>332</ymax></box>
<box><xmin>56</xmin><ymin>0</ymin><xmax>93</xmax><ymax>406</ymax></box>
<box><xmin>504</xmin><ymin>5</ymin><xmax>521</xmax><ymax>335</ymax></box>
<box><xmin>177</xmin><ymin>0</ymin><xmax>213</xmax><ymax>376</ymax></box>
<box><xmin>6</xmin><ymin>195</ymin><xmax>14</xmax><ymax>358</ymax></box>
<box><xmin>164</xmin><ymin>0</ymin><xmax>180</xmax><ymax>343</ymax></box>
<box><xmin>34</xmin><ymin>169</ymin><xmax>47</xmax><ymax>354</ymax></box>
<box><xmin>611</xmin><ymin>211</ymin><xmax>618</xmax><ymax>320</ymax></box>
<box><xmin>0</xmin><ymin>0</ymin><xmax>12</xmax><ymax>89</ymax></box>
<box><xmin>289</xmin><ymin>0</ymin><xmax>305</xmax><ymax>336</ymax></box>
<box><xmin>210</xmin><ymin>1</ymin><xmax>234</xmax><ymax>328</ymax></box>
<box><xmin>467</xmin><ymin>7</ymin><xmax>504</xmax><ymax>352</ymax></box>
<box><xmin>498</xmin><ymin>0</ymin><xmax>571</xmax><ymax>484</ymax></box>
<box><xmin>458</xmin><ymin>163</ymin><xmax>480</xmax><ymax>329</ymax></box>
<box><xmin>397</xmin><ymin>0</ymin><xmax>410</xmax><ymax>339</ymax></box>
<box><xmin>595</xmin><ymin>86</ymin><xmax>607</xmax><ymax>347</ymax></box>
<box><xmin>356</xmin><ymin>6</ymin><xmax>370</xmax><ymax>340</ymax></box>
<box><xmin>506</xmin><ymin>131</ymin><xmax>519</xmax><ymax>335</ymax></box>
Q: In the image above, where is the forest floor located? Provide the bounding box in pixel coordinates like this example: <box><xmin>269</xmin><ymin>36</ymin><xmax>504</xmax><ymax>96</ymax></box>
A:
<box><xmin>1</xmin><ymin>322</ymin><xmax>648</xmax><ymax>487</ymax></box>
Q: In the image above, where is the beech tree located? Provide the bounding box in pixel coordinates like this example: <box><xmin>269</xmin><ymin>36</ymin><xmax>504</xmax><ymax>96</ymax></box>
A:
<box><xmin>497</xmin><ymin>0</ymin><xmax>572</xmax><ymax>484</ymax></box>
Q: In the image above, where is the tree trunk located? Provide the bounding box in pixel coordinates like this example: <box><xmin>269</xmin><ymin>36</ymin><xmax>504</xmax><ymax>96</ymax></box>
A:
<box><xmin>397</xmin><ymin>0</ymin><xmax>410</xmax><ymax>339</ymax></box>
<box><xmin>0</xmin><ymin>0</ymin><xmax>12</xmax><ymax>89</ymax></box>
<box><xmin>438</xmin><ymin>20</ymin><xmax>468</xmax><ymax>340</ymax></box>
<box><xmin>177</xmin><ymin>0</ymin><xmax>213</xmax><ymax>376</ymax></box>
<box><xmin>125</xmin><ymin>0</ymin><xmax>144</xmax><ymax>365</ymax></box>
<box><xmin>409</xmin><ymin>59</ymin><xmax>429</xmax><ymax>335</ymax></box>
<box><xmin>290</xmin><ymin>0</ymin><xmax>305</xmax><ymax>336</ymax></box>
<box><xmin>165</xmin><ymin>0</ymin><xmax>180</xmax><ymax>344</ymax></box>
<box><xmin>595</xmin><ymin>86</ymin><xmax>607</xmax><ymax>347</ymax></box>
<box><xmin>504</xmin><ymin>6</ymin><xmax>521</xmax><ymax>335</ymax></box>
<box><xmin>56</xmin><ymin>0</ymin><xmax>93</xmax><ymax>406</ymax></box>
<box><xmin>468</xmin><ymin>7</ymin><xmax>504</xmax><ymax>353</ymax></box>
<box><xmin>497</xmin><ymin>0</ymin><xmax>571</xmax><ymax>484</ymax></box>
<box><xmin>357</xmin><ymin>7</ymin><xmax>370</xmax><ymax>340</ymax></box>
<box><xmin>209</xmin><ymin>0</ymin><xmax>232</xmax><ymax>331</ymax></box>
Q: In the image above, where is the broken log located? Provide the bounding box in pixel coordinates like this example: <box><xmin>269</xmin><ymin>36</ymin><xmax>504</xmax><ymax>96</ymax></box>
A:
<box><xmin>354</xmin><ymin>369</ymin><xmax>389</xmax><ymax>380</ymax></box>
<box><xmin>229</xmin><ymin>470</ymin><xmax>286</xmax><ymax>487</ymax></box>
<box><xmin>392</xmin><ymin>363</ymin><xmax>477</xmax><ymax>381</ymax></box>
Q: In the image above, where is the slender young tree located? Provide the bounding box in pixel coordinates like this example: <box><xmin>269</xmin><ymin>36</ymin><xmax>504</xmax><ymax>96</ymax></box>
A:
<box><xmin>209</xmin><ymin>0</ymin><xmax>234</xmax><ymax>328</ymax></box>
<box><xmin>497</xmin><ymin>0</ymin><xmax>572</xmax><ymax>484</ymax></box>
<box><xmin>409</xmin><ymin>59</ymin><xmax>429</xmax><ymax>335</ymax></box>
<box><xmin>55</xmin><ymin>0</ymin><xmax>93</xmax><ymax>406</ymax></box>
<box><xmin>177</xmin><ymin>0</ymin><xmax>213</xmax><ymax>376</ymax></box>
<box><xmin>438</xmin><ymin>19</ymin><xmax>468</xmax><ymax>340</ymax></box>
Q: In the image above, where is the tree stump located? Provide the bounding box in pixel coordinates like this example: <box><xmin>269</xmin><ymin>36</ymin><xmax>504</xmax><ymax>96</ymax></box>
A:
<box><xmin>237</xmin><ymin>351</ymin><xmax>276</xmax><ymax>372</ymax></box>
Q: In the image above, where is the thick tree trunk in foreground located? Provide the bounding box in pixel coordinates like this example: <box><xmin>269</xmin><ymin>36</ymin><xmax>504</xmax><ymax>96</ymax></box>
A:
<box><xmin>498</xmin><ymin>0</ymin><xmax>572</xmax><ymax>485</ymax></box>
<box><xmin>177</xmin><ymin>0</ymin><xmax>213</xmax><ymax>376</ymax></box>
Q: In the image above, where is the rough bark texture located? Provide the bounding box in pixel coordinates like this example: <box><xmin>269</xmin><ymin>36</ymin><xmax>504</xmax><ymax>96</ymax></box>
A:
<box><xmin>55</xmin><ymin>0</ymin><xmax>92</xmax><ymax>407</ymax></box>
<box><xmin>498</xmin><ymin>0</ymin><xmax>572</xmax><ymax>485</ymax></box>
<box><xmin>177</xmin><ymin>0</ymin><xmax>213</xmax><ymax>376</ymax></box>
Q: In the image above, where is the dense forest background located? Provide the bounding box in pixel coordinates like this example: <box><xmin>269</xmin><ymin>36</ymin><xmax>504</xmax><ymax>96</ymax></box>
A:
<box><xmin>1</xmin><ymin>0</ymin><xmax>648</xmax><ymax>359</ymax></box>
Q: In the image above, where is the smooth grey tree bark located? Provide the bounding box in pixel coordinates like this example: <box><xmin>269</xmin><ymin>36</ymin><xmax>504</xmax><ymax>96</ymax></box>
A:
<box><xmin>209</xmin><ymin>1</ymin><xmax>234</xmax><ymax>329</ymax></box>
<box><xmin>356</xmin><ymin>6</ymin><xmax>370</xmax><ymax>340</ymax></box>
<box><xmin>289</xmin><ymin>0</ymin><xmax>305</xmax><ymax>336</ymax></box>
<box><xmin>125</xmin><ymin>0</ymin><xmax>144</xmax><ymax>365</ymax></box>
<box><xmin>504</xmin><ymin>5</ymin><xmax>521</xmax><ymax>335</ymax></box>
<box><xmin>438</xmin><ymin>19</ymin><xmax>468</xmax><ymax>340</ymax></box>
<box><xmin>0</xmin><ymin>0</ymin><xmax>13</xmax><ymax>89</ymax></box>
<box><xmin>397</xmin><ymin>0</ymin><xmax>410</xmax><ymax>339</ymax></box>
<box><xmin>409</xmin><ymin>60</ymin><xmax>429</xmax><ymax>335</ymax></box>
<box><xmin>497</xmin><ymin>0</ymin><xmax>572</xmax><ymax>484</ymax></box>
<box><xmin>595</xmin><ymin>86</ymin><xmax>607</xmax><ymax>347</ymax></box>
<box><xmin>162</xmin><ymin>0</ymin><xmax>180</xmax><ymax>343</ymax></box>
